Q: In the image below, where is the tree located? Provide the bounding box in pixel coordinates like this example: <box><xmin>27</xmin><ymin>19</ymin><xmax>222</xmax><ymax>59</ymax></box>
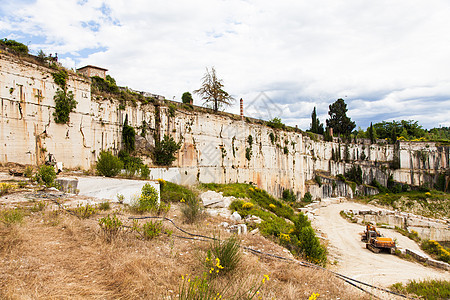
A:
<box><xmin>181</xmin><ymin>92</ymin><xmax>193</xmax><ymax>105</ymax></box>
<box><xmin>326</xmin><ymin>98</ymin><xmax>355</xmax><ymax>137</ymax></box>
<box><xmin>368</xmin><ymin>122</ymin><xmax>375</xmax><ymax>144</ymax></box>
<box><xmin>194</xmin><ymin>67</ymin><xmax>235</xmax><ymax>112</ymax></box>
<box><xmin>310</xmin><ymin>107</ymin><xmax>324</xmax><ymax>134</ymax></box>
<box><xmin>122</xmin><ymin>114</ymin><xmax>136</xmax><ymax>153</ymax></box>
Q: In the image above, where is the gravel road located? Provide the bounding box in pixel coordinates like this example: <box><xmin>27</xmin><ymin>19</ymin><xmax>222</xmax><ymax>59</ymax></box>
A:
<box><xmin>312</xmin><ymin>201</ymin><xmax>450</xmax><ymax>287</ymax></box>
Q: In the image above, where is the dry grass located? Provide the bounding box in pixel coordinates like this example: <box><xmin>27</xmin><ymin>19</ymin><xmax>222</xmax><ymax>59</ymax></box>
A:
<box><xmin>0</xmin><ymin>199</ymin><xmax>371</xmax><ymax>300</ymax></box>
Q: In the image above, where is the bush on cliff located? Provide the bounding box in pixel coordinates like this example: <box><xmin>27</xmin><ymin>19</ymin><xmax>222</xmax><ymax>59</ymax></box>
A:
<box><xmin>96</xmin><ymin>150</ymin><xmax>123</xmax><ymax>177</ymax></box>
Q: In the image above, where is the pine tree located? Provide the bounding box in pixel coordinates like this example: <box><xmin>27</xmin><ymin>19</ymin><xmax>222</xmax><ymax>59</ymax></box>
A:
<box><xmin>326</xmin><ymin>98</ymin><xmax>355</xmax><ymax>137</ymax></box>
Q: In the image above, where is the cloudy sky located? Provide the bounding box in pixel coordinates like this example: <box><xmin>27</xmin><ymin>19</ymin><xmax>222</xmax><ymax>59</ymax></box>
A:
<box><xmin>1</xmin><ymin>0</ymin><xmax>449</xmax><ymax>130</ymax></box>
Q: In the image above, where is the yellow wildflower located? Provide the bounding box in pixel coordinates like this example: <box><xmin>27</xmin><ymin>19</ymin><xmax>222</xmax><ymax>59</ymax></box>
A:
<box><xmin>269</xmin><ymin>204</ymin><xmax>276</xmax><ymax>209</ymax></box>
<box><xmin>180</xmin><ymin>198</ymin><xmax>185</xmax><ymax>203</ymax></box>
<box><xmin>242</xmin><ymin>202</ymin><xmax>254</xmax><ymax>209</ymax></box>
<box><xmin>308</xmin><ymin>293</ymin><xmax>320</xmax><ymax>300</ymax></box>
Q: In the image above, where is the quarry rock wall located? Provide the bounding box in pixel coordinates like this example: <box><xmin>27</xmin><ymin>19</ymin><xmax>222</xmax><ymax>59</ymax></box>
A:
<box><xmin>1</xmin><ymin>53</ymin><xmax>449</xmax><ymax>199</ymax></box>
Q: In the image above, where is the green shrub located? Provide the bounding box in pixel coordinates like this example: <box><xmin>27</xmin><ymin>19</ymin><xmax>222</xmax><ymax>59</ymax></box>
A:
<box><xmin>297</xmin><ymin>226</ymin><xmax>327</xmax><ymax>265</ymax></box>
<box><xmin>118</xmin><ymin>150</ymin><xmax>143</xmax><ymax>177</ymax></box>
<box><xmin>116</xmin><ymin>193</ymin><xmax>125</xmax><ymax>204</ymax></box>
<box><xmin>96</xmin><ymin>150</ymin><xmax>123</xmax><ymax>177</ymax></box>
<box><xmin>36</xmin><ymin>165</ymin><xmax>56</xmax><ymax>186</ymax></box>
<box><xmin>153</xmin><ymin>134</ymin><xmax>181</xmax><ymax>166</ymax></box>
<box><xmin>282</xmin><ymin>189</ymin><xmax>296</xmax><ymax>202</ymax></box>
<box><xmin>91</xmin><ymin>76</ymin><xmax>119</xmax><ymax>94</ymax></box>
<box><xmin>206</xmin><ymin>235</ymin><xmax>241</xmax><ymax>275</ymax></box>
<box><xmin>52</xmin><ymin>69</ymin><xmax>68</xmax><ymax>88</ymax></box>
<box><xmin>24</xmin><ymin>166</ymin><xmax>33</xmax><ymax>178</ymax></box>
<box><xmin>245</xmin><ymin>147</ymin><xmax>252</xmax><ymax>161</ymax></box>
<box><xmin>99</xmin><ymin>214</ymin><xmax>122</xmax><ymax>243</ymax></box>
<box><xmin>0</xmin><ymin>208</ymin><xmax>24</xmax><ymax>226</ymax></box>
<box><xmin>421</xmin><ymin>240</ymin><xmax>450</xmax><ymax>263</ymax></box>
<box><xmin>229</xmin><ymin>199</ymin><xmax>245</xmax><ymax>212</ymax></box>
<box><xmin>390</xmin><ymin>280</ymin><xmax>450</xmax><ymax>300</ymax></box>
<box><xmin>72</xmin><ymin>203</ymin><xmax>97</xmax><ymax>219</ymax></box>
<box><xmin>31</xmin><ymin>201</ymin><xmax>46</xmax><ymax>212</ymax></box>
<box><xmin>302</xmin><ymin>192</ymin><xmax>312</xmax><ymax>203</ymax></box>
<box><xmin>99</xmin><ymin>201</ymin><xmax>111</xmax><ymax>211</ymax></box>
<box><xmin>160</xmin><ymin>180</ymin><xmax>196</xmax><ymax>203</ymax></box>
<box><xmin>314</xmin><ymin>175</ymin><xmax>322</xmax><ymax>187</ymax></box>
<box><xmin>140</xmin><ymin>164</ymin><xmax>150</xmax><ymax>179</ymax></box>
<box><xmin>181</xmin><ymin>194</ymin><xmax>203</xmax><ymax>223</ymax></box>
<box><xmin>0</xmin><ymin>39</ymin><xmax>29</xmax><ymax>55</ymax></box>
<box><xmin>266</xmin><ymin>117</ymin><xmax>285</xmax><ymax>130</ymax></box>
<box><xmin>53</xmin><ymin>89</ymin><xmax>77</xmax><ymax>124</ymax></box>
<box><xmin>0</xmin><ymin>183</ymin><xmax>16</xmax><ymax>196</ymax></box>
<box><xmin>269</xmin><ymin>132</ymin><xmax>276</xmax><ymax>144</ymax></box>
<box><xmin>289</xmin><ymin>213</ymin><xmax>327</xmax><ymax>265</ymax></box>
<box><xmin>140</xmin><ymin>220</ymin><xmax>163</xmax><ymax>240</ymax></box>
<box><xmin>133</xmin><ymin>183</ymin><xmax>159</xmax><ymax>213</ymax></box>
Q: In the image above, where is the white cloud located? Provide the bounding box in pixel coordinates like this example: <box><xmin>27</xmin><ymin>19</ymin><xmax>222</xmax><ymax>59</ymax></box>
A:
<box><xmin>1</xmin><ymin>0</ymin><xmax>450</xmax><ymax>129</ymax></box>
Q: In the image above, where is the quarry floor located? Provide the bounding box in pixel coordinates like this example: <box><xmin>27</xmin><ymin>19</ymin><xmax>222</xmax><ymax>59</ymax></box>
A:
<box><xmin>312</xmin><ymin>201</ymin><xmax>450</xmax><ymax>287</ymax></box>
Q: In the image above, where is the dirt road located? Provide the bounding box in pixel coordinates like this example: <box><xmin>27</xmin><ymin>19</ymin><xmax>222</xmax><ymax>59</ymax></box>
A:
<box><xmin>312</xmin><ymin>201</ymin><xmax>450</xmax><ymax>287</ymax></box>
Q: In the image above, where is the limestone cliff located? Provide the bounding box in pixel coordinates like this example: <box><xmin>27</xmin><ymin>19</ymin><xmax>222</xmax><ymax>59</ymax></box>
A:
<box><xmin>0</xmin><ymin>52</ymin><xmax>448</xmax><ymax>199</ymax></box>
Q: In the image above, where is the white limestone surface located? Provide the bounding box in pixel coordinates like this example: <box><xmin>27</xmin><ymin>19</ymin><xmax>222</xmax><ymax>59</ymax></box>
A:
<box><xmin>76</xmin><ymin>176</ymin><xmax>160</xmax><ymax>205</ymax></box>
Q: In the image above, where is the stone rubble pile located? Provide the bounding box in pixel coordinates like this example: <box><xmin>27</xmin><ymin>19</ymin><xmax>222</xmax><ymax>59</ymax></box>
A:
<box><xmin>200</xmin><ymin>191</ymin><xmax>262</xmax><ymax>235</ymax></box>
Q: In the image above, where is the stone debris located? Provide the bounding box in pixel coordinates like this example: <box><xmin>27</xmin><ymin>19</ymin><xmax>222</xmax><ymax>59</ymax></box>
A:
<box><xmin>244</xmin><ymin>215</ymin><xmax>262</xmax><ymax>224</ymax></box>
<box><xmin>250</xmin><ymin>228</ymin><xmax>259</xmax><ymax>235</ymax></box>
<box><xmin>200</xmin><ymin>190</ymin><xmax>235</xmax><ymax>208</ymax></box>
<box><xmin>55</xmin><ymin>177</ymin><xmax>78</xmax><ymax>194</ymax></box>
<box><xmin>229</xmin><ymin>224</ymin><xmax>247</xmax><ymax>235</ymax></box>
<box><xmin>231</xmin><ymin>211</ymin><xmax>242</xmax><ymax>222</ymax></box>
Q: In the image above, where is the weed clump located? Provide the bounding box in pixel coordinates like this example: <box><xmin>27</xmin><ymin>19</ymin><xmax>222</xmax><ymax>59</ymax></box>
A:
<box><xmin>98</xmin><ymin>201</ymin><xmax>111</xmax><ymax>211</ymax></box>
<box><xmin>181</xmin><ymin>194</ymin><xmax>203</xmax><ymax>224</ymax></box>
<box><xmin>0</xmin><ymin>208</ymin><xmax>24</xmax><ymax>226</ymax></box>
<box><xmin>206</xmin><ymin>235</ymin><xmax>241</xmax><ymax>275</ymax></box>
<box><xmin>31</xmin><ymin>201</ymin><xmax>46</xmax><ymax>212</ymax></box>
<box><xmin>390</xmin><ymin>279</ymin><xmax>450</xmax><ymax>300</ymax></box>
<box><xmin>140</xmin><ymin>220</ymin><xmax>163</xmax><ymax>240</ymax></box>
<box><xmin>99</xmin><ymin>214</ymin><xmax>122</xmax><ymax>243</ymax></box>
<box><xmin>0</xmin><ymin>183</ymin><xmax>16</xmax><ymax>196</ymax></box>
<box><xmin>72</xmin><ymin>203</ymin><xmax>97</xmax><ymax>219</ymax></box>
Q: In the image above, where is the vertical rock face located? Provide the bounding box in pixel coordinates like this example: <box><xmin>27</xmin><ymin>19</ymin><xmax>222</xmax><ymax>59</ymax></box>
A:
<box><xmin>0</xmin><ymin>53</ymin><xmax>449</xmax><ymax>198</ymax></box>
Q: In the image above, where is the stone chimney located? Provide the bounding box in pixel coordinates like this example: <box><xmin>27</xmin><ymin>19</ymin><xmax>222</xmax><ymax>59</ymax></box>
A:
<box><xmin>240</xmin><ymin>98</ymin><xmax>244</xmax><ymax>119</ymax></box>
